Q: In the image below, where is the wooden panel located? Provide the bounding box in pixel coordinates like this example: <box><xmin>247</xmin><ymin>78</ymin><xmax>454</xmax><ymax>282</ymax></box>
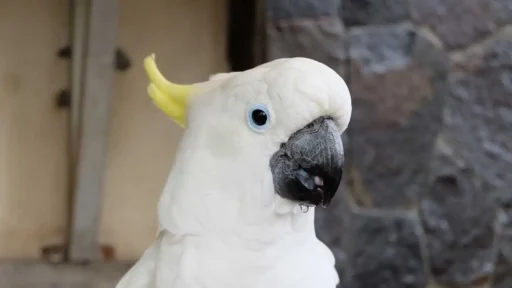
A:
<box><xmin>69</xmin><ymin>0</ymin><xmax>89</xmax><ymax>167</ymax></box>
<box><xmin>0</xmin><ymin>261</ymin><xmax>131</xmax><ymax>287</ymax></box>
<box><xmin>68</xmin><ymin>0</ymin><xmax>118</xmax><ymax>262</ymax></box>
<box><xmin>0</xmin><ymin>0</ymin><xmax>69</xmax><ymax>258</ymax></box>
<box><xmin>98</xmin><ymin>0</ymin><xmax>229</xmax><ymax>260</ymax></box>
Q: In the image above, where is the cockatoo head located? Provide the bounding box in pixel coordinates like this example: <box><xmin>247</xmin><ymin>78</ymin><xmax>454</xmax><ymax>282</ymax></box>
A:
<box><xmin>144</xmin><ymin>56</ymin><xmax>351</xmax><ymax>221</ymax></box>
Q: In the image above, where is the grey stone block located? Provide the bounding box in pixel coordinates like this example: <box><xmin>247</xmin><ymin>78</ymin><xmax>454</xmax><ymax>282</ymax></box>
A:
<box><xmin>410</xmin><ymin>0</ymin><xmax>495</xmax><ymax>49</ymax></box>
<box><xmin>341</xmin><ymin>0</ymin><xmax>410</xmax><ymax>26</ymax></box>
<box><xmin>420</xmin><ymin>167</ymin><xmax>499</xmax><ymax>285</ymax></box>
<box><xmin>411</xmin><ymin>24</ymin><xmax>511</xmax><ymax>288</ymax></box>
<box><xmin>451</xmin><ymin>26</ymin><xmax>512</xmax><ymax>75</ymax></box>
<box><xmin>267</xmin><ymin>0</ymin><xmax>341</xmax><ymax>21</ymax></box>
<box><xmin>267</xmin><ymin>16</ymin><xmax>348</xmax><ymax>77</ymax></box>
<box><xmin>347</xmin><ymin>22</ymin><xmax>415</xmax><ymax>74</ymax></box>
<box><xmin>445</xmin><ymin>28</ymin><xmax>512</xmax><ymax>190</ymax></box>
<box><xmin>493</xmin><ymin>229</ymin><xmax>512</xmax><ymax>288</ymax></box>
<box><xmin>498</xmin><ymin>191</ymin><xmax>512</xmax><ymax>230</ymax></box>
<box><xmin>441</xmin><ymin>71</ymin><xmax>512</xmax><ymax>189</ymax></box>
<box><xmin>342</xmin><ymin>209</ymin><xmax>428</xmax><ymax>288</ymax></box>
<box><xmin>346</xmin><ymin>23</ymin><xmax>448</xmax><ymax>208</ymax></box>
<box><xmin>491</xmin><ymin>0</ymin><xmax>512</xmax><ymax>25</ymax></box>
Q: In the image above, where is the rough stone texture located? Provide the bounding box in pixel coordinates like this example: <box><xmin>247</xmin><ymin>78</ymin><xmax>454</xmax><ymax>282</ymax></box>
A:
<box><xmin>420</xmin><ymin>168</ymin><xmax>499</xmax><ymax>285</ymax></box>
<box><xmin>445</xmin><ymin>73</ymin><xmax>512</xmax><ymax>187</ymax></box>
<box><xmin>498</xmin><ymin>188</ymin><xmax>512</xmax><ymax>230</ymax></box>
<box><xmin>266</xmin><ymin>0</ymin><xmax>347</xmax><ymax>77</ymax></box>
<box><xmin>416</xmin><ymin>25</ymin><xmax>511</xmax><ymax>286</ymax></box>
<box><xmin>347</xmin><ymin>22</ymin><xmax>448</xmax><ymax>208</ymax></box>
<box><xmin>342</xmin><ymin>0</ymin><xmax>410</xmax><ymax>26</ymax></box>
<box><xmin>410</xmin><ymin>0</ymin><xmax>496</xmax><ymax>50</ymax></box>
<box><xmin>446</xmin><ymin>26</ymin><xmax>512</xmax><ymax>288</ymax></box>
<box><xmin>266</xmin><ymin>17</ymin><xmax>347</xmax><ymax>77</ymax></box>
<box><xmin>266</xmin><ymin>1</ymin><xmax>512</xmax><ymax>287</ymax></box>
<box><xmin>446</xmin><ymin>28</ymin><xmax>512</xmax><ymax>188</ymax></box>
<box><xmin>450</xmin><ymin>27</ymin><xmax>512</xmax><ymax>76</ymax></box>
<box><xmin>491</xmin><ymin>0</ymin><xmax>512</xmax><ymax>26</ymax></box>
<box><xmin>267</xmin><ymin>0</ymin><xmax>340</xmax><ymax>21</ymax></box>
<box><xmin>342</xmin><ymin>209</ymin><xmax>428</xmax><ymax>288</ymax></box>
<box><xmin>493</xmin><ymin>229</ymin><xmax>512</xmax><ymax>288</ymax></box>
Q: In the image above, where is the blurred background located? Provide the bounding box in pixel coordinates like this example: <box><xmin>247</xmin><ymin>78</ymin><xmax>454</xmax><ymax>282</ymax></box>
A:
<box><xmin>0</xmin><ymin>0</ymin><xmax>510</xmax><ymax>287</ymax></box>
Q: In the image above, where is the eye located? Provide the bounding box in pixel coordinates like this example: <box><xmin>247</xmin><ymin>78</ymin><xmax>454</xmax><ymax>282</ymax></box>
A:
<box><xmin>247</xmin><ymin>104</ymin><xmax>270</xmax><ymax>132</ymax></box>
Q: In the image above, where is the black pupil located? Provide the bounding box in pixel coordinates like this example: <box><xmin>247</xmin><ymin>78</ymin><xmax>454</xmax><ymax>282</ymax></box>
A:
<box><xmin>251</xmin><ymin>109</ymin><xmax>268</xmax><ymax>126</ymax></box>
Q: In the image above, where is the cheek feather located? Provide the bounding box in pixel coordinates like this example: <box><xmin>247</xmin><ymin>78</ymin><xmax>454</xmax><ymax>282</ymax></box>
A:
<box><xmin>205</xmin><ymin>125</ymin><xmax>243</xmax><ymax>157</ymax></box>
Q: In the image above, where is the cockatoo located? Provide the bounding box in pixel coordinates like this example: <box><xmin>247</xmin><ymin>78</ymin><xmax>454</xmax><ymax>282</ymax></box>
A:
<box><xmin>115</xmin><ymin>55</ymin><xmax>352</xmax><ymax>288</ymax></box>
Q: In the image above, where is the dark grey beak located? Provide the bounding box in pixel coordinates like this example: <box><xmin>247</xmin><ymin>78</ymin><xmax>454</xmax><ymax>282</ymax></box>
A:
<box><xmin>270</xmin><ymin>117</ymin><xmax>344</xmax><ymax>208</ymax></box>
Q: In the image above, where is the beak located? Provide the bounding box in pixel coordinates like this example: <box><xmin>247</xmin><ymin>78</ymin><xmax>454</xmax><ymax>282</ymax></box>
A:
<box><xmin>143</xmin><ymin>54</ymin><xmax>194</xmax><ymax>128</ymax></box>
<box><xmin>270</xmin><ymin>117</ymin><xmax>344</xmax><ymax>208</ymax></box>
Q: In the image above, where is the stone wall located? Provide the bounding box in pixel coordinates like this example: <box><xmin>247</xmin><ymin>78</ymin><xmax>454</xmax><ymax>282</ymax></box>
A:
<box><xmin>266</xmin><ymin>0</ymin><xmax>512</xmax><ymax>287</ymax></box>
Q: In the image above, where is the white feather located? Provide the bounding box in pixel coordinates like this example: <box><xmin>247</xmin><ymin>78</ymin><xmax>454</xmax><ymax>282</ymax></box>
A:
<box><xmin>116</xmin><ymin>57</ymin><xmax>351</xmax><ymax>288</ymax></box>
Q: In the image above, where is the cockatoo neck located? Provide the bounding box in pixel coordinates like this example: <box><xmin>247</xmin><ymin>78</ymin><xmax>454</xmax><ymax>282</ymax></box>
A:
<box><xmin>157</xmin><ymin>130</ymin><xmax>318</xmax><ymax>250</ymax></box>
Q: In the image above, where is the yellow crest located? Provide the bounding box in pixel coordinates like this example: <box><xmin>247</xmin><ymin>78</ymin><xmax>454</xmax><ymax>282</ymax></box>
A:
<box><xmin>143</xmin><ymin>54</ymin><xmax>194</xmax><ymax>127</ymax></box>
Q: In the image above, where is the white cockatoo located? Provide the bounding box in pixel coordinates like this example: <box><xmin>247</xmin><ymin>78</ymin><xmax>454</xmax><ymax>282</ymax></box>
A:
<box><xmin>115</xmin><ymin>55</ymin><xmax>352</xmax><ymax>288</ymax></box>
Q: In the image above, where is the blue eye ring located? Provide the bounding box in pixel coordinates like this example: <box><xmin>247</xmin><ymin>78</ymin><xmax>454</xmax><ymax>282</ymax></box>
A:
<box><xmin>247</xmin><ymin>104</ymin><xmax>271</xmax><ymax>132</ymax></box>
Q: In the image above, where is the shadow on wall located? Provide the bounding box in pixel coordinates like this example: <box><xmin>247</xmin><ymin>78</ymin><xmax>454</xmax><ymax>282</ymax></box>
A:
<box><xmin>266</xmin><ymin>0</ymin><xmax>512</xmax><ymax>287</ymax></box>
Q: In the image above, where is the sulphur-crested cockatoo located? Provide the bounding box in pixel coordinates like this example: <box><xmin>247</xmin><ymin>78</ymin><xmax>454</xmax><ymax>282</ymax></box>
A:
<box><xmin>115</xmin><ymin>55</ymin><xmax>352</xmax><ymax>288</ymax></box>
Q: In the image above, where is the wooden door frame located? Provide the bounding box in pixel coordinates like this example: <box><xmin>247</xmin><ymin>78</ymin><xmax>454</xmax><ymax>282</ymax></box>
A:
<box><xmin>227</xmin><ymin>0</ymin><xmax>266</xmax><ymax>71</ymax></box>
<box><xmin>66</xmin><ymin>0</ymin><xmax>118</xmax><ymax>263</ymax></box>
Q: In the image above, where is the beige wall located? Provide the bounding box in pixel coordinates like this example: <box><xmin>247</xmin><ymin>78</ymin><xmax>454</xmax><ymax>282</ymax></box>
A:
<box><xmin>98</xmin><ymin>0</ymin><xmax>228</xmax><ymax>260</ymax></box>
<box><xmin>0</xmin><ymin>0</ymin><xmax>228</xmax><ymax>260</ymax></box>
<box><xmin>0</xmin><ymin>0</ymin><xmax>70</xmax><ymax>258</ymax></box>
